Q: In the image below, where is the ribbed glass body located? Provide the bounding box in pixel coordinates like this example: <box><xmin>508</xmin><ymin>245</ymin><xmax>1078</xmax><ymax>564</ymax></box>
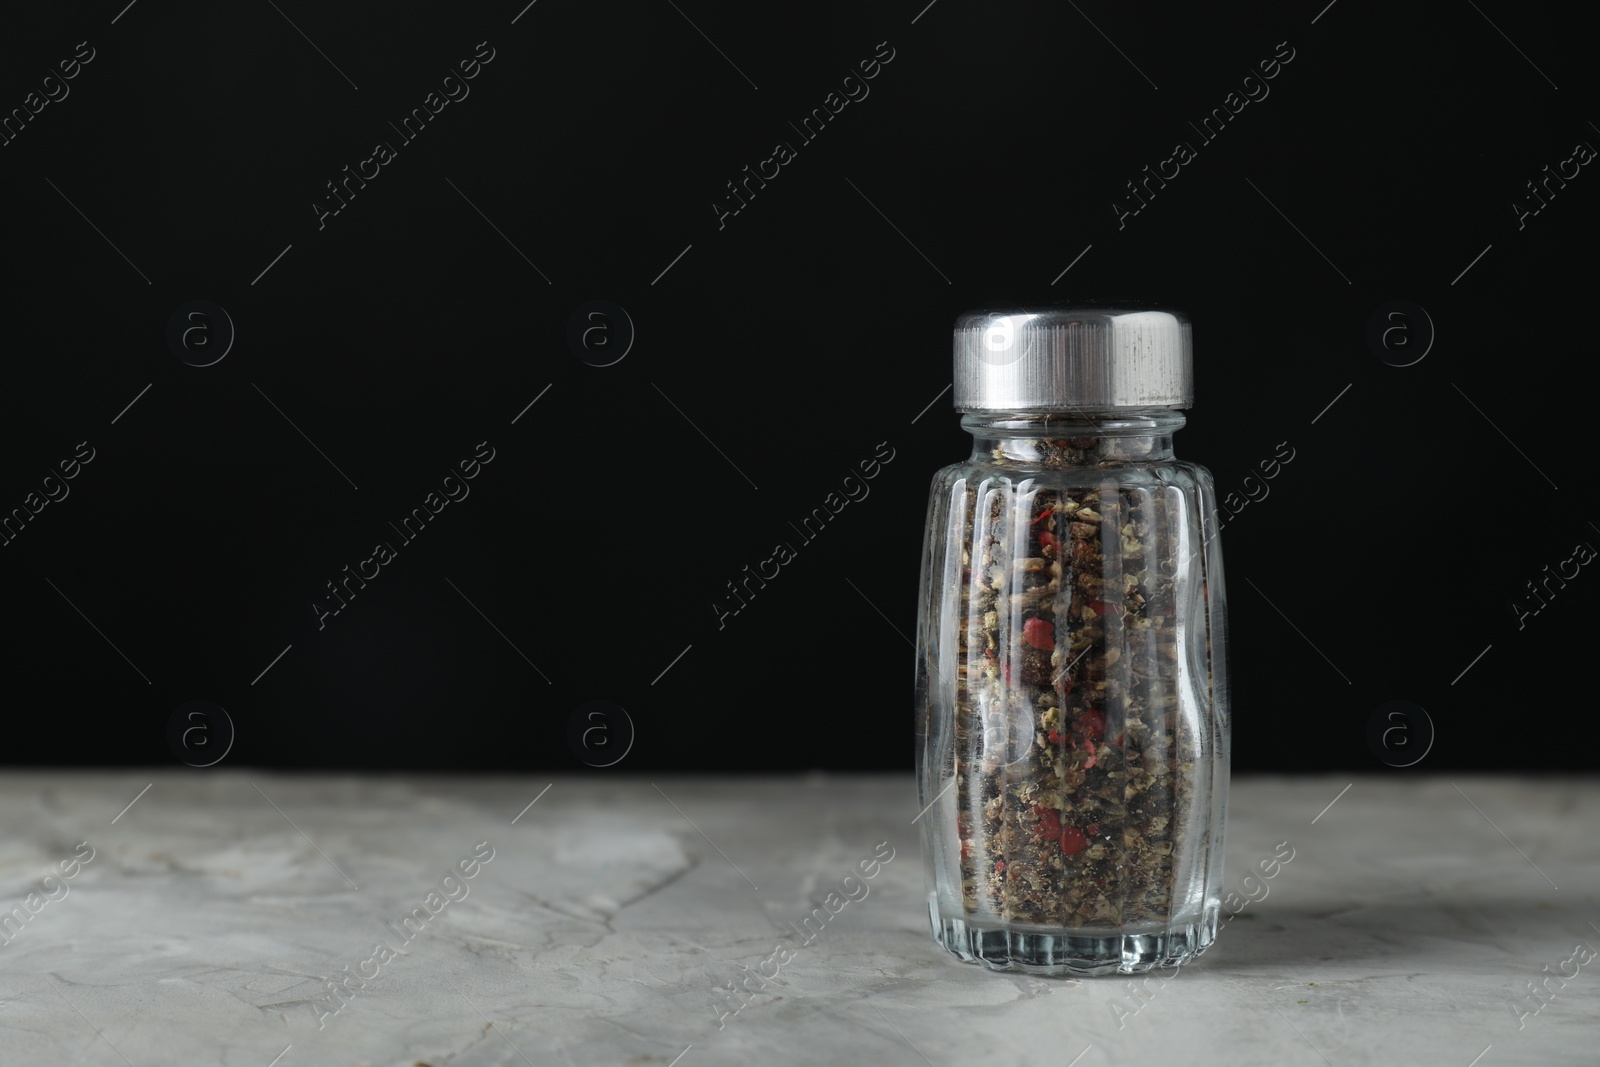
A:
<box><xmin>914</xmin><ymin>410</ymin><xmax>1230</xmax><ymax>975</ymax></box>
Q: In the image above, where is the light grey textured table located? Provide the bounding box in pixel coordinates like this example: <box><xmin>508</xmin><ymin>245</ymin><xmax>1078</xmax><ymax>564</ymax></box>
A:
<box><xmin>0</xmin><ymin>772</ymin><xmax>1594</xmax><ymax>1066</ymax></box>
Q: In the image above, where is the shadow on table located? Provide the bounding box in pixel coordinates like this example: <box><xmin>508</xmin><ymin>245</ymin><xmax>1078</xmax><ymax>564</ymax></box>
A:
<box><xmin>1178</xmin><ymin>895</ymin><xmax>1582</xmax><ymax>971</ymax></box>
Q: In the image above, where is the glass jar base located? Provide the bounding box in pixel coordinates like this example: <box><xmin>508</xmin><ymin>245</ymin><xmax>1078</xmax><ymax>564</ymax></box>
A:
<box><xmin>930</xmin><ymin>902</ymin><xmax>1220</xmax><ymax>976</ymax></box>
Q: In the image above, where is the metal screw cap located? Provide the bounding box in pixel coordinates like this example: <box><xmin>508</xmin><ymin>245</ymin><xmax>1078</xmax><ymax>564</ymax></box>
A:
<box><xmin>952</xmin><ymin>306</ymin><xmax>1193</xmax><ymax>411</ymax></box>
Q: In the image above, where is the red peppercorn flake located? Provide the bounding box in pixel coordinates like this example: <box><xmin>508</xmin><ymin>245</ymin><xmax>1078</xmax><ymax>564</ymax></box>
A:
<box><xmin>1030</xmin><ymin>803</ymin><xmax>1062</xmax><ymax>842</ymax></box>
<box><xmin>1022</xmin><ymin>617</ymin><xmax>1054</xmax><ymax>651</ymax></box>
<box><xmin>1077</xmin><ymin>709</ymin><xmax>1105</xmax><ymax>742</ymax></box>
<box><xmin>995</xmin><ymin>858</ymin><xmax>1006</xmax><ymax>870</ymax></box>
<box><xmin>1038</xmin><ymin>530</ymin><xmax>1059</xmax><ymax>553</ymax></box>
<box><xmin>1033</xmin><ymin>805</ymin><xmax>1092</xmax><ymax>855</ymax></box>
<box><xmin>1086</xmin><ymin>822</ymin><xmax>1100</xmax><ymax>836</ymax></box>
<box><xmin>1086</xmin><ymin>599</ymin><xmax>1107</xmax><ymax>616</ymax></box>
<box><xmin>1046</xmin><ymin>728</ymin><xmax>1063</xmax><ymax>746</ymax></box>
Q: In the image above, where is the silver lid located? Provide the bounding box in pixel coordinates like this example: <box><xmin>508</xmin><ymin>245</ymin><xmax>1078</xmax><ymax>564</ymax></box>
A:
<box><xmin>952</xmin><ymin>307</ymin><xmax>1193</xmax><ymax>411</ymax></box>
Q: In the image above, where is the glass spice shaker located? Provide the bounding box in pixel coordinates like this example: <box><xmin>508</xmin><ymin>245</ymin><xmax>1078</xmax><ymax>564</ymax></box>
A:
<box><xmin>914</xmin><ymin>307</ymin><xmax>1230</xmax><ymax>976</ymax></box>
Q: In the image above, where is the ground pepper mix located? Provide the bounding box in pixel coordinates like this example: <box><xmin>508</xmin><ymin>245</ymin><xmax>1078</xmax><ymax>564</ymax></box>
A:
<box><xmin>952</xmin><ymin>435</ymin><xmax>1202</xmax><ymax>928</ymax></box>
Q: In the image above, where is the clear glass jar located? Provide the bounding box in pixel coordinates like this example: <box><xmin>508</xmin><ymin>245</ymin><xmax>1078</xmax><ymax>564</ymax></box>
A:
<box><xmin>914</xmin><ymin>309</ymin><xmax>1230</xmax><ymax>976</ymax></box>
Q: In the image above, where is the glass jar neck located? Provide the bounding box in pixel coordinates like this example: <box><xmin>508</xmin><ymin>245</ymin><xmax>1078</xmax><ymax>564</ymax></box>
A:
<box><xmin>962</xmin><ymin>409</ymin><xmax>1185</xmax><ymax>467</ymax></box>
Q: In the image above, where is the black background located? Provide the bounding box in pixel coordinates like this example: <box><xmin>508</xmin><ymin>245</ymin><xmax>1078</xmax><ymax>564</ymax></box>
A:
<box><xmin>0</xmin><ymin>0</ymin><xmax>1591</xmax><ymax>772</ymax></box>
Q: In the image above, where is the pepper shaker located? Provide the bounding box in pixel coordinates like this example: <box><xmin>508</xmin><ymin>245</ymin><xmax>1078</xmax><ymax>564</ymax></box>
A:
<box><xmin>913</xmin><ymin>307</ymin><xmax>1230</xmax><ymax>976</ymax></box>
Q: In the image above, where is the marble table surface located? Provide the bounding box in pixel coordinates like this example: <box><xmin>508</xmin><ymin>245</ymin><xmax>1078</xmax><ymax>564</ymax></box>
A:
<box><xmin>0</xmin><ymin>772</ymin><xmax>1594</xmax><ymax>1066</ymax></box>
